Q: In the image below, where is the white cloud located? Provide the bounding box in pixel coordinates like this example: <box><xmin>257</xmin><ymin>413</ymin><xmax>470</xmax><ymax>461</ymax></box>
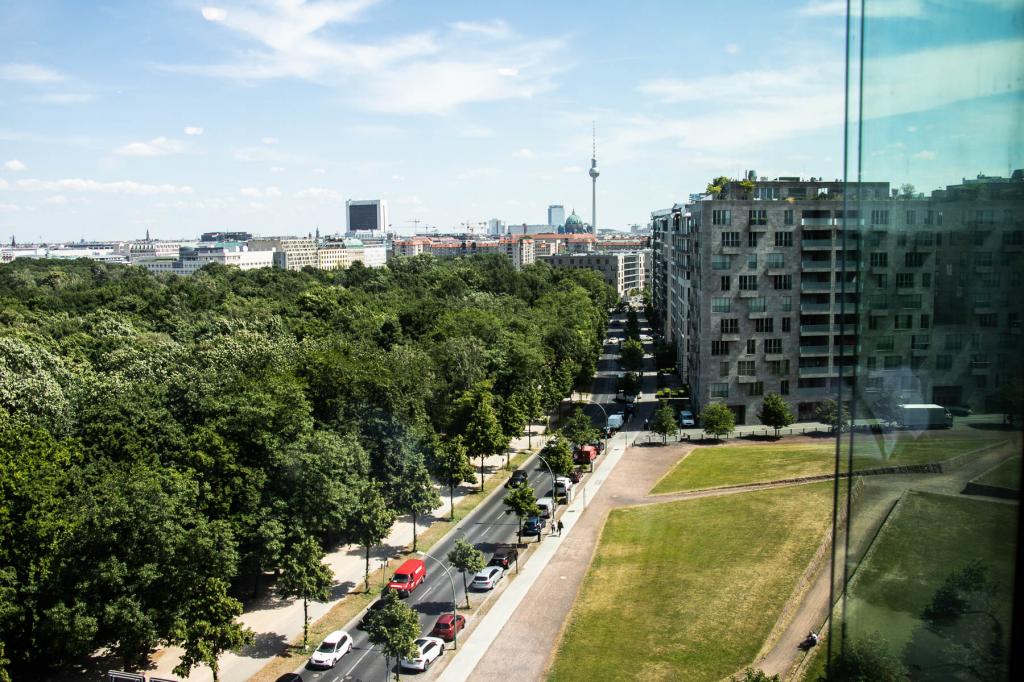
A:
<box><xmin>725</xmin><ymin>43</ymin><xmax>740</xmax><ymax>55</ymax></box>
<box><xmin>13</xmin><ymin>178</ymin><xmax>193</xmax><ymax>195</ymax></box>
<box><xmin>0</xmin><ymin>178</ymin><xmax>7</xmax><ymax>189</ymax></box>
<box><xmin>0</xmin><ymin>63</ymin><xmax>65</xmax><ymax>83</ymax></box>
<box><xmin>201</xmin><ymin>7</ymin><xmax>227</xmax><ymax>22</ymax></box>
<box><xmin>295</xmin><ymin>187</ymin><xmax>341</xmax><ymax>200</ymax></box>
<box><xmin>262</xmin><ymin>136</ymin><xmax>279</xmax><ymax>145</ymax></box>
<box><xmin>513</xmin><ymin>148</ymin><xmax>536</xmax><ymax>159</ymax></box>
<box><xmin>28</xmin><ymin>93</ymin><xmax>94</xmax><ymax>105</ymax></box>
<box><xmin>5</xmin><ymin>160</ymin><xmax>27</xmax><ymax>172</ymax></box>
<box><xmin>913</xmin><ymin>150</ymin><xmax>937</xmax><ymax>160</ymax></box>
<box><xmin>451</xmin><ymin>20</ymin><xmax>514</xmax><ymax>40</ymax></box>
<box><xmin>239</xmin><ymin>186</ymin><xmax>280</xmax><ymax>198</ymax></box>
<box><xmin>184</xmin><ymin>126</ymin><xmax>204</xmax><ymax>135</ymax></box>
<box><xmin>115</xmin><ymin>137</ymin><xmax>186</xmax><ymax>157</ymax></box>
<box><xmin>45</xmin><ymin>195</ymin><xmax>68</xmax><ymax>205</ymax></box>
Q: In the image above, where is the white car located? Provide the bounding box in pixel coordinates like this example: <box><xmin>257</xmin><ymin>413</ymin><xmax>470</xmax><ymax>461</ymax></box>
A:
<box><xmin>679</xmin><ymin>410</ymin><xmax>696</xmax><ymax>427</ymax></box>
<box><xmin>471</xmin><ymin>565</ymin><xmax>504</xmax><ymax>590</ymax></box>
<box><xmin>400</xmin><ymin>636</ymin><xmax>445</xmax><ymax>671</ymax></box>
<box><xmin>309</xmin><ymin>630</ymin><xmax>353</xmax><ymax>668</ymax></box>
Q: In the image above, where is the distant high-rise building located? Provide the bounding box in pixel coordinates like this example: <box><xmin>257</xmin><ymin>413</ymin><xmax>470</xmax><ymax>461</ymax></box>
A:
<box><xmin>346</xmin><ymin>199</ymin><xmax>390</xmax><ymax>233</ymax></box>
<box><xmin>548</xmin><ymin>205</ymin><xmax>565</xmax><ymax>228</ymax></box>
<box><xmin>487</xmin><ymin>218</ymin><xmax>507</xmax><ymax>235</ymax></box>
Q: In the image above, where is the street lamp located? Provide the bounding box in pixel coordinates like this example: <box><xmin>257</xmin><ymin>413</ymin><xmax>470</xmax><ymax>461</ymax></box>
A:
<box><xmin>416</xmin><ymin>551</ymin><xmax>460</xmax><ymax>649</ymax></box>
<box><xmin>578</xmin><ymin>398</ymin><xmax>610</xmax><ymax>460</ymax></box>
<box><xmin>536</xmin><ymin>454</ymin><xmax>558</xmax><ymax>540</ymax></box>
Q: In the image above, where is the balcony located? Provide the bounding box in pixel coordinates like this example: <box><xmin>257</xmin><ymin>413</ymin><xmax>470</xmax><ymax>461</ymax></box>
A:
<box><xmin>799</xmin><ymin>365</ymin><xmax>834</xmax><ymax>377</ymax></box>
<box><xmin>737</xmin><ymin>374</ymin><xmax>760</xmax><ymax>384</ymax></box>
<box><xmin>800</xmin><ymin>303</ymin><xmax>832</xmax><ymax>313</ymax></box>
<box><xmin>801</xmin><ymin>259</ymin><xmax>833</xmax><ymax>271</ymax></box>
<box><xmin>800</xmin><ymin>324</ymin><xmax>833</xmax><ymax>334</ymax></box>
<box><xmin>738</xmin><ymin>289</ymin><xmax>760</xmax><ymax>298</ymax></box>
<box><xmin>800</xmin><ymin>345</ymin><xmax>831</xmax><ymax>356</ymax></box>
<box><xmin>800</xmin><ymin>281</ymin><xmax>833</xmax><ymax>292</ymax></box>
<box><xmin>801</xmin><ymin>239</ymin><xmax>834</xmax><ymax>249</ymax></box>
<box><xmin>970</xmin><ymin>361</ymin><xmax>991</xmax><ymax>374</ymax></box>
<box><xmin>801</xmin><ymin>218</ymin><xmax>834</xmax><ymax>226</ymax></box>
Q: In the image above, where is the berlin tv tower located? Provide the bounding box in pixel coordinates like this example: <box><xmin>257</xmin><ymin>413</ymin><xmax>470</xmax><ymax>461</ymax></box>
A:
<box><xmin>589</xmin><ymin>122</ymin><xmax>600</xmax><ymax>233</ymax></box>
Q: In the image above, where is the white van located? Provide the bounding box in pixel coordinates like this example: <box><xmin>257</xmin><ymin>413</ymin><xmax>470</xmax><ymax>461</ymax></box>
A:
<box><xmin>536</xmin><ymin>497</ymin><xmax>554</xmax><ymax>518</ymax></box>
<box><xmin>554</xmin><ymin>477</ymin><xmax>573</xmax><ymax>502</ymax></box>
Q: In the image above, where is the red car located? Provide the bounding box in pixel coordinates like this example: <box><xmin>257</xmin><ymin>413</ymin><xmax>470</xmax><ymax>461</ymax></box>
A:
<box><xmin>430</xmin><ymin>613</ymin><xmax>466</xmax><ymax>641</ymax></box>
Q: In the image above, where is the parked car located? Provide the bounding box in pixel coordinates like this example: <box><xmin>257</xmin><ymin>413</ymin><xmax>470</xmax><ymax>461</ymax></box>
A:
<box><xmin>488</xmin><ymin>547</ymin><xmax>519</xmax><ymax>569</ymax></box>
<box><xmin>568</xmin><ymin>468</ymin><xmax>584</xmax><ymax>484</ymax></box>
<box><xmin>506</xmin><ymin>469</ymin><xmax>528</xmax><ymax>488</ymax></box>
<box><xmin>386</xmin><ymin>559</ymin><xmax>426</xmax><ymax>597</ymax></box>
<box><xmin>430</xmin><ymin>613</ymin><xmax>467</xmax><ymax>641</ymax></box>
<box><xmin>679</xmin><ymin>410</ymin><xmax>696</xmax><ymax>427</ymax></box>
<box><xmin>472</xmin><ymin>565</ymin><xmax>505</xmax><ymax>590</ymax></box>
<box><xmin>358</xmin><ymin>598</ymin><xmax>387</xmax><ymax>629</ymax></box>
<box><xmin>523</xmin><ymin>516</ymin><xmax>547</xmax><ymax>536</ymax></box>
<box><xmin>947</xmin><ymin>405</ymin><xmax>973</xmax><ymax>417</ymax></box>
<box><xmin>400</xmin><ymin>637</ymin><xmax>445</xmax><ymax>671</ymax></box>
<box><xmin>535</xmin><ymin>497</ymin><xmax>554</xmax><ymax>518</ymax></box>
<box><xmin>308</xmin><ymin>630</ymin><xmax>353</xmax><ymax>668</ymax></box>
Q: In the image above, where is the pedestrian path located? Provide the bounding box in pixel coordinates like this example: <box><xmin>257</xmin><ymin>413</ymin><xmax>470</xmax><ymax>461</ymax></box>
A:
<box><xmin>146</xmin><ymin>425</ymin><xmax>549</xmax><ymax>682</ymax></box>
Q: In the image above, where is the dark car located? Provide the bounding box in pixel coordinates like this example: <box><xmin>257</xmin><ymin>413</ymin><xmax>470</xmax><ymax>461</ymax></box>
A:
<box><xmin>568</xmin><ymin>468</ymin><xmax>583</xmax><ymax>484</ymax></box>
<box><xmin>358</xmin><ymin>598</ymin><xmax>387</xmax><ymax>629</ymax></box>
<box><xmin>430</xmin><ymin>613</ymin><xmax>467</xmax><ymax>641</ymax></box>
<box><xmin>523</xmin><ymin>516</ymin><xmax>547</xmax><ymax>536</ymax></box>
<box><xmin>489</xmin><ymin>547</ymin><xmax>519</xmax><ymax>569</ymax></box>
<box><xmin>506</xmin><ymin>470</ymin><xmax>528</xmax><ymax>488</ymax></box>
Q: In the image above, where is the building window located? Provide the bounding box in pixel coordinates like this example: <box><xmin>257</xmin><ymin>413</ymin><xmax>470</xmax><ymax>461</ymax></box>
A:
<box><xmin>769</xmin><ymin>359</ymin><xmax>791</xmax><ymax>375</ymax></box>
<box><xmin>720</xmin><ymin>361</ymin><xmax>730</xmax><ymax>377</ymax></box>
<box><xmin>905</xmin><ymin>252</ymin><xmax>927</xmax><ymax>267</ymax></box>
<box><xmin>871</xmin><ymin>209</ymin><xmax>890</xmax><ymax>225</ymax></box>
<box><xmin>749</xmin><ymin>209</ymin><xmax>768</xmax><ymax>226</ymax></box>
<box><xmin>780</xmin><ymin>380</ymin><xmax>790</xmax><ymax>395</ymax></box>
<box><xmin>767</xmin><ymin>252</ymin><xmax>785</xmax><ymax>268</ymax></box>
<box><xmin>783</xmin><ymin>209</ymin><xmax>794</xmax><ymax>225</ymax></box>
<box><xmin>720</xmin><ymin>275</ymin><xmax>732</xmax><ymax>291</ymax></box>
<box><xmin>922</xmin><ymin>272</ymin><xmax>932</xmax><ymax>287</ymax></box>
<box><xmin>874</xmin><ymin>273</ymin><xmax>889</xmax><ymax>288</ymax></box>
<box><xmin>911</xmin><ymin>335</ymin><xmax>930</xmax><ymax>350</ymax></box>
<box><xmin>775</xmin><ymin>231</ymin><xmax>793</xmax><ymax>247</ymax></box>
<box><xmin>749</xmin><ymin>297</ymin><xmax>767</xmax><ymax>312</ymax></box>
<box><xmin>748</xmin><ymin>253</ymin><xmax>758</xmax><ymax>269</ymax></box>
<box><xmin>748</xmin><ymin>232</ymin><xmax>762</xmax><ymax>247</ymax></box>
<box><xmin>722</xmin><ymin>232</ymin><xmax>741</xmax><ymax>247</ymax></box>
<box><xmin>781</xmin><ymin>296</ymin><xmax>792</xmax><ymax>312</ymax></box>
<box><xmin>978</xmin><ymin>313</ymin><xmax>998</xmax><ymax>327</ymax></box>
<box><xmin>747</xmin><ymin>382</ymin><xmax>765</xmax><ymax>397</ymax></box>
<box><xmin>721</xmin><ymin>318</ymin><xmax>739</xmax><ymax>334</ymax></box>
<box><xmin>781</xmin><ymin>317</ymin><xmax>791</xmax><ymax>332</ymax></box>
<box><xmin>884</xmin><ymin>355</ymin><xmax>902</xmax><ymax>369</ymax></box>
<box><xmin>866</xmin><ymin>357</ymin><xmax>877</xmax><ymax>370</ymax></box>
<box><xmin>739</xmin><ymin>275</ymin><xmax>758</xmax><ymax>290</ymax></box>
<box><xmin>900</xmin><ymin>294</ymin><xmax>922</xmax><ymax>309</ymax></box>
<box><xmin>711</xmin><ymin>340</ymin><xmax>730</xmax><ymax>355</ymax></box>
<box><xmin>772</xmin><ymin>274</ymin><xmax>792</xmax><ymax>290</ymax></box>
<box><xmin>746</xmin><ymin>339</ymin><xmax>757</xmax><ymax>354</ymax></box>
<box><xmin>936</xmin><ymin>354</ymin><xmax>953</xmax><ymax>370</ymax></box>
<box><xmin>754</xmin><ymin>318</ymin><xmax>774</xmax><ymax>333</ymax></box>
<box><xmin>710</xmin><ymin>383</ymin><xmax>729</xmax><ymax>398</ymax></box>
<box><xmin>738</xmin><ymin>360</ymin><xmax>756</xmax><ymax>376</ymax></box>
<box><xmin>870</xmin><ymin>252</ymin><xmax>888</xmax><ymax>267</ymax></box>
<box><xmin>712</xmin><ymin>255</ymin><xmax>732</xmax><ymax>270</ymax></box>
<box><xmin>754</xmin><ymin>186</ymin><xmax>779</xmax><ymax>200</ymax></box>
<box><xmin>919</xmin><ymin>314</ymin><xmax>930</xmax><ymax>329</ymax></box>
<box><xmin>945</xmin><ymin>334</ymin><xmax>963</xmax><ymax>351</ymax></box>
<box><xmin>712</xmin><ymin>297</ymin><xmax>731</xmax><ymax>313</ymax></box>
<box><xmin>877</xmin><ymin>336</ymin><xmax>894</xmax><ymax>351</ymax></box>
<box><xmin>764</xmin><ymin>338</ymin><xmax>783</xmax><ymax>354</ymax></box>
<box><xmin>896</xmin><ymin>272</ymin><xmax>914</xmax><ymax>288</ymax></box>
<box><xmin>894</xmin><ymin>314</ymin><xmax>914</xmax><ymax>329</ymax></box>
<box><xmin>713</xmin><ymin>209</ymin><xmax>732</xmax><ymax>226</ymax></box>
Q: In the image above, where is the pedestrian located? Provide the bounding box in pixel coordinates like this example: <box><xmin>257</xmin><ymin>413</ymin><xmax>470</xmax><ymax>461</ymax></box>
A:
<box><xmin>557</xmin><ymin>519</ymin><xmax>564</xmax><ymax>536</ymax></box>
<box><xmin>643</xmin><ymin>417</ymin><xmax>649</xmax><ymax>430</ymax></box>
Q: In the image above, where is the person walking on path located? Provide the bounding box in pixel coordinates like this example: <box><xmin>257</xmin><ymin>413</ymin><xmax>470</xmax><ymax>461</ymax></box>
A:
<box><xmin>643</xmin><ymin>417</ymin><xmax>649</xmax><ymax>430</ymax></box>
<box><xmin>557</xmin><ymin>520</ymin><xmax>564</xmax><ymax>536</ymax></box>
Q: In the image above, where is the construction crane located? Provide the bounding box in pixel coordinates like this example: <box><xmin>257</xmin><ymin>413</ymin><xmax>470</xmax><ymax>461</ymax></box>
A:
<box><xmin>406</xmin><ymin>219</ymin><xmax>423</xmax><ymax>233</ymax></box>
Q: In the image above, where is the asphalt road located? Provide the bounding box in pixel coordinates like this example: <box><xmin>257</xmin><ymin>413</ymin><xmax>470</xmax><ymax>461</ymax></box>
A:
<box><xmin>290</xmin><ymin>312</ymin><xmax>647</xmax><ymax>682</ymax></box>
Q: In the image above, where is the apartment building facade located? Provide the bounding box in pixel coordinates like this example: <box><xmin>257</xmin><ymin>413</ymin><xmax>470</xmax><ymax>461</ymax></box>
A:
<box><xmin>542</xmin><ymin>250</ymin><xmax>649</xmax><ymax>298</ymax></box>
<box><xmin>248</xmin><ymin>237</ymin><xmax>318</xmax><ymax>270</ymax></box>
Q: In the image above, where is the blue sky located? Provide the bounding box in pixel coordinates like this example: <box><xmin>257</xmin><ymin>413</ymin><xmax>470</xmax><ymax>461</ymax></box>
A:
<box><xmin>0</xmin><ymin>0</ymin><xmax>1021</xmax><ymax>242</ymax></box>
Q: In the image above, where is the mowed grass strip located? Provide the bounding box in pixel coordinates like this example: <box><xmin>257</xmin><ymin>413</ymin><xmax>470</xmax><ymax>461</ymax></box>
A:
<box><xmin>843</xmin><ymin>490</ymin><xmax>1018</xmax><ymax>654</ymax></box>
<box><xmin>973</xmin><ymin>455</ymin><xmax>1022</xmax><ymax>490</ymax></box>
<box><xmin>549</xmin><ymin>482</ymin><xmax>833</xmax><ymax>682</ymax></box>
<box><xmin>653</xmin><ymin>429</ymin><xmax>1011</xmax><ymax>494</ymax></box>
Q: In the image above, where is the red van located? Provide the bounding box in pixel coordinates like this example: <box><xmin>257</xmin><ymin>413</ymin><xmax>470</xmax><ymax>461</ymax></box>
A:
<box><xmin>573</xmin><ymin>445</ymin><xmax>598</xmax><ymax>466</ymax></box>
<box><xmin>387</xmin><ymin>559</ymin><xmax>427</xmax><ymax>597</ymax></box>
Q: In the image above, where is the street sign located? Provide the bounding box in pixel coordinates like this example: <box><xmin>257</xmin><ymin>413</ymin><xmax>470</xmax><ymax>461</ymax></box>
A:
<box><xmin>107</xmin><ymin>672</ymin><xmax>144</xmax><ymax>682</ymax></box>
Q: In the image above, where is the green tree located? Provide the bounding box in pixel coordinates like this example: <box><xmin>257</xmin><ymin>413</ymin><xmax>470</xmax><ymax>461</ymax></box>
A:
<box><xmin>447</xmin><ymin>538</ymin><xmax>486</xmax><ymax>609</ymax></box>
<box><xmin>541</xmin><ymin>434</ymin><xmax>575</xmax><ymax>476</ymax></box>
<box><xmin>816</xmin><ymin>398</ymin><xmax>850</xmax><ymax>433</ymax></box>
<box><xmin>522</xmin><ymin>386</ymin><xmax>543</xmax><ymax>449</ymax></box>
<box><xmin>562</xmin><ymin>406</ymin><xmax>599</xmax><ymax>446</ymax></box>
<box><xmin>172</xmin><ymin>578</ymin><xmax>254</xmax><ymax>682</ymax></box>
<box><xmin>461</xmin><ymin>388</ymin><xmax>508</xmax><ymax>492</ymax></box>
<box><xmin>617</xmin><ymin>371</ymin><xmax>641</xmax><ymax>397</ymax></box>
<box><xmin>870</xmin><ymin>393</ymin><xmax>901</xmax><ymax>427</ymax></box>
<box><xmin>432</xmin><ymin>436</ymin><xmax>475</xmax><ymax>520</ymax></box>
<box><xmin>700</xmin><ymin>402</ymin><xmax>736</xmax><ymax>440</ymax></box>
<box><xmin>824</xmin><ymin>631</ymin><xmax>907</xmax><ymax>682</ymax></box>
<box><xmin>650</xmin><ymin>402</ymin><xmax>677</xmax><ymax>443</ymax></box>
<box><xmin>619</xmin><ymin>338</ymin><xmax>645</xmax><ymax>372</ymax></box>
<box><xmin>503</xmin><ymin>484</ymin><xmax>541</xmax><ymax>544</ymax></box>
<box><xmin>366</xmin><ymin>588</ymin><xmax>421</xmax><ymax>681</ymax></box>
<box><xmin>733</xmin><ymin>669</ymin><xmax>780</xmax><ymax>682</ymax></box>
<box><xmin>387</xmin><ymin>450</ymin><xmax>440</xmax><ymax>552</ymax></box>
<box><xmin>277</xmin><ymin>537</ymin><xmax>334</xmax><ymax>651</ymax></box>
<box><xmin>351</xmin><ymin>483</ymin><xmax>398</xmax><ymax>592</ymax></box>
<box><xmin>757</xmin><ymin>393</ymin><xmax>795</xmax><ymax>437</ymax></box>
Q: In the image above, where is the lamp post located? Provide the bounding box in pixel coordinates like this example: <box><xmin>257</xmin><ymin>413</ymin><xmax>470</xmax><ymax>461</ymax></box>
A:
<box><xmin>578</xmin><ymin>398</ymin><xmax>610</xmax><ymax>460</ymax></box>
<box><xmin>536</xmin><ymin>454</ymin><xmax>558</xmax><ymax>540</ymax></box>
<box><xmin>416</xmin><ymin>551</ymin><xmax>460</xmax><ymax>649</ymax></box>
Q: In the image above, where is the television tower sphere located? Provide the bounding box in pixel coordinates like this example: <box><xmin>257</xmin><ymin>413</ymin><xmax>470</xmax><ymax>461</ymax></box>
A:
<box><xmin>589</xmin><ymin>161</ymin><xmax>600</xmax><ymax>179</ymax></box>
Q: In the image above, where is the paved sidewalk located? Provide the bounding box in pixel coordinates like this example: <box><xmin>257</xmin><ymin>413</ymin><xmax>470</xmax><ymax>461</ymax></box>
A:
<box><xmin>146</xmin><ymin>425</ymin><xmax>548</xmax><ymax>682</ymax></box>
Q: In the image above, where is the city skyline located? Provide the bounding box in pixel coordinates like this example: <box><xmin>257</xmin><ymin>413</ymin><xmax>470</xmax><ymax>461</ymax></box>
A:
<box><xmin>0</xmin><ymin>1</ymin><xmax>1020</xmax><ymax>242</ymax></box>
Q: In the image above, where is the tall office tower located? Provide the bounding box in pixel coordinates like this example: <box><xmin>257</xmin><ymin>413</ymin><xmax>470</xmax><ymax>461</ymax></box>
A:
<box><xmin>548</xmin><ymin>205</ymin><xmax>565</xmax><ymax>228</ymax></box>
<box><xmin>346</xmin><ymin>199</ymin><xmax>390</xmax><ymax>234</ymax></box>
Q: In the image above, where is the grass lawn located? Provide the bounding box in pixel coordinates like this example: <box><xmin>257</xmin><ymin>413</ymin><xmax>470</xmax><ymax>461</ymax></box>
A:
<box><xmin>842</xmin><ymin>491</ymin><xmax>1017</xmax><ymax>659</ymax></box>
<box><xmin>549</xmin><ymin>482</ymin><xmax>834</xmax><ymax>682</ymax></box>
<box><xmin>973</xmin><ymin>455</ymin><xmax>1022</xmax><ymax>490</ymax></box>
<box><xmin>653</xmin><ymin>429</ymin><xmax>1011</xmax><ymax>493</ymax></box>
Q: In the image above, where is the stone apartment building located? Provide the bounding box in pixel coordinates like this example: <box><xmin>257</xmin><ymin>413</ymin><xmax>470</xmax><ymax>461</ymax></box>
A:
<box><xmin>389</xmin><ymin>235</ymin><xmax>536</xmax><ymax>270</ymax></box>
<box><xmin>248</xmin><ymin>237</ymin><xmax>318</xmax><ymax>270</ymax></box>
<box><xmin>542</xmin><ymin>250</ymin><xmax>649</xmax><ymax>299</ymax></box>
<box><xmin>651</xmin><ymin>172</ymin><xmax>1024</xmax><ymax>424</ymax></box>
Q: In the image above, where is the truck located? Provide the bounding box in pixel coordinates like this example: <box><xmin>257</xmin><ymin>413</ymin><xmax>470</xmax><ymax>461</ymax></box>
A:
<box><xmin>897</xmin><ymin>404</ymin><xmax>953</xmax><ymax>429</ymax></box>
<box><xmin>574</xmin><ymin>444</ymin><xmax>598</xmax><ymax>466</ymax></box>
<box><xmin>605</xmin><ymin>413</ymin><xmax>625</xmax><ymax>434</ymax></box>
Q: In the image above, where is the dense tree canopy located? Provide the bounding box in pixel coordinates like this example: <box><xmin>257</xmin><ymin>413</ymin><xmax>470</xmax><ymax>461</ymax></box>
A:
<box><xmin>0</xmin><ymin>254</ymin><xmax>613</xmax><ymax>677</ymax></box>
